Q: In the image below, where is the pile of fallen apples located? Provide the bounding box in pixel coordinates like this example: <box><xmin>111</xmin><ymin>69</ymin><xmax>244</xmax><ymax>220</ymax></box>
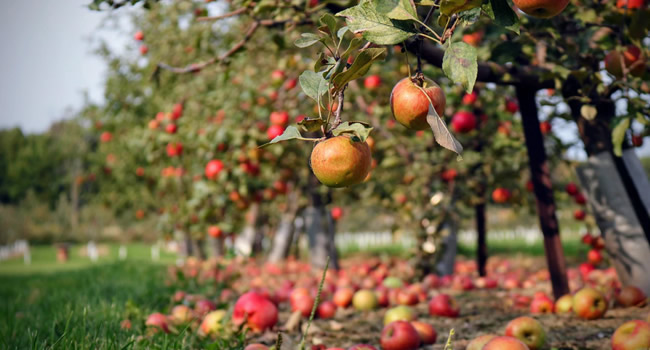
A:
<box><xmin>140</xmin><ymin>254</ymin><xmax>650</xmax><ymax>349</ymax></box>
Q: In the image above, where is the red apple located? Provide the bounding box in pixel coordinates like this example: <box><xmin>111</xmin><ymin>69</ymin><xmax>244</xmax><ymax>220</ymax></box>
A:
<box><xmin>291</xmin><ymin>293</ymin><xmax>315</xmax><ymax>317</ymax></box>
<box><xmin>587</xmin><ymin>249</ymin><xmax>603</xmax><ymax>265</ymax></box>
<box><xmin>165</xmin><ymin>123</ymin><xmax>177</xmax><ymax>134</ymax></box>
<box><xmin>270</xmin><ymin>111</ymin><xmax>290</xmax><ymax>126</ymax></box>
<box><xmin>574</xmin><ymin>209</ymin><xmax>586</xmax><ymax>221</ymax></box>
<box><xmin>317</xmin><ymin>300</ymin><xmax>337</xmax><ymax>319</ymax></box>
<box><xmin>482</xmin><ymin>336</ymin><xmax>530</xmax><ymax>350</ymax></box>
<box><xmin>611</xmin><ymin>320</ymin><xmax>650</xmax><ymax>350</ymax></box>
<box><xmin>512</xmin><ymin>0</ymin><xmax>570</xmax><ymax>18</ymax></box>
<box><xmin>100</xmin><ymin>131</ymin><xmax>112</xmax><ymax>143</ymax></box>
<box><xmin>171</xmin><ymin>103</ymin><xmax>183</xmax><ymax>120</ymax></box>
<box><xmin>364</xmin><ymin>75</ymin><xmax>382</xmax><ymax>90</ymax></box>
<box><xmin>145</xmin><ymin>312</ymin><xmax>170</xmax><ymax>333</ymax></box>
<box><xmin>396</xmin><ymin>289</ymin><xmax>418</xmax><ymax>306</ymax></box>
<box><xmin>575</xmin><ymin>193</ymin><xmax>587</xmax><ymax>205</ymax></box>
<box><xmin>506</xmin><ymin>99</ymin><xmax>519</xmax><ymax>113</ymax></box>
<box><xmin>616</xmin><ymin>0</ymin><xmax>646</xmax><ymax>8</ymax></box>
<box><xmin>139</xmin><ymin>45</ymin><xmax>148</xmax><ymax>55</ymax></box>
<box><xmin>380</xmin><ymin>321</ymin><xmax>421</xmax><ymax>350</ymax></box>
<box><xmin>632</xmin><ymin>135</ymin><xmax>644</xmax><ymax>147</ymax></box>
<box><xmin>616</xmin><ymin>286</ymin><xmax>647</xmax><ymax>307</ymax></box>
<box><xmin>428</xmin><ymin>294</ymin><xmax>459</xmax><ymax>318</ymax></box>
<box><xmin>134</xmin><ymin>31</ymin><xmax>144</xmax><ymax>41</ymax></box>
<box><xmin>540</xmin><ymin>121</ymin><xmax>552</xmax><ymax>135</ymax></box>
<box><xmin>605</xmin><ymin>45</ymin><xmax>646</xmax><ymax>78</ymax></box>
<box><xmin>462</xmin><ymin>31</ymin><xmax>483</xmax><ymax>47</ymax></box>
<box><xmin>270</xmin><ymin>69</ymin><xmax>286</xmax><ymax>84</ymax></box>
<box><xmin>505</xmin><ymin>316</ymin><xmax>546</xmax><ymax>350</ymax></box>
<box><xmin>410</xmin><ymin>321</ymin><xmax>437</xmax><ymax>345</ymax></box>
<box><xmin>195</xmin><ymin>299</ymin><xmax>216</xmax><ymax>316</ymax></box>
<box><xmin>267</xmin><ymin>125</ymin><xmax>285</xmax><ymax>140</ymax></box>
<box><xmin>284</xmin><ymin>78</ymin><xmax>297</xmax><ymax>90</ymax></box>
<box><xmin>462</xmin><ymin>91</ymin><xmax>478</xmax><ymax>105</ymax></box>
<box><xmin>390</xmin><ymin>77</ymin><xmax>446</xmax><ymax>130</ymax></box>
<box><xmin>333</xmin><ymin>287</ymin><xmax>354</xmax><ymax>308</ymax></box>
<box><xmin>205</xmin><ymin>160</ymin><xmax>224</xmax><ymax>179</ymax></box>
<box><xmin>348</xmin><ymin>345</ymin><xmax>377</xmax><ymax>350</ymax></box>
<box><xmin>492</xmin><ymin>187</ymin><xmax>511</xmax><ymax>203</ymax></box>
<box><xmin>208</xmin><ymin>225</ymin><xmax>223</xmax><ymax>238</ymax></box>
<box><xmin>530</xmin><ymin>295</ymin><xmax>554</xmax><ymax>314</ymax></box>
<box><xmin>565</xmin><ymin>182</ymin><xmax>579</xmax><ymax>196</ymax></box>
<box><xmin>451</xmin><ymin>111</ymin><xmax>477</xmax><ymax>134</ymax></box>
<box><xmin>331</xmin><ymin>206</ymin><xmax>343</xmax><ymax>221</ymax></box>
<box><xmin>573</xmin><ymin>287</ymin><xmax>608</xmax><ymax>320</ymax></box>
<box><xmin>232</xmin><ymin>292</ymin><xmax>278</xmax><ymax>331</ymax></box>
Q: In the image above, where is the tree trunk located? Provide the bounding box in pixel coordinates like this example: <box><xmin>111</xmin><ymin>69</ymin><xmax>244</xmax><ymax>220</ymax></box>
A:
<box><xmin>268</xmin><ymin>215</ymin><xmax>296</xmax><ymax>263</ymax></box>
<box><xmin>563</xmin><ymin>78</ymin><xmax>650</xmax><ymax>294</ymax></box>
<box><xmin>576</xmin><ymin>150</ymin><xmax>650</xmax><ymax>294</ymax></box>
<box><xmin>234</xmin><ymin>203</ymin><xmax>260</xmax><ymax>257</ymax></box>
<box><xmin>180</xmin><ymin>231</ymin><xmax>193</xmax><ymax>258</ymax></box>
<box><xmin>435</xmin><ymin>219</ymin><xmax>458</xmax><ymax>276</ymax></box>
<box><xmin>210</xmin><ymin>237</ymin><xmax>224</xmax><ymax>258</ymax></box>
<box><xmin>476</xmin><ymin>203</ymin><xmax>487</xmax><ymax>277</ymax></box>
<box><xmin>516</xmin><ymin>85</ymin><xmax>570</xmax><ymax>299</ymax></box>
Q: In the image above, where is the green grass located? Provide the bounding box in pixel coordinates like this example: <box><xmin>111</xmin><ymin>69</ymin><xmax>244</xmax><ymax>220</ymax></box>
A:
<box><xmin>0</xmin><ymin>243</ymin><xmax>177</xmax><ymax>275</ymax></box>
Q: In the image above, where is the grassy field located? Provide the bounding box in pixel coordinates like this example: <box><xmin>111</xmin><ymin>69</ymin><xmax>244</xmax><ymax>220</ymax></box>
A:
<box><xmin>0</xmin><ymin>238</ymin><xmax>588</xmax><ymax>349</ymax></box>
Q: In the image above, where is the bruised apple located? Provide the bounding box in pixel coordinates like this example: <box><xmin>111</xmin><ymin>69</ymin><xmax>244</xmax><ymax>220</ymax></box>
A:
<box><xmin>390</xmin><ymin>76</ymin><xmax>446</xmax><ymax>130</ymax></box>
<box><xmin>310</xmin><ymin>136</ymin><xmax>372</xmax><ymax>188</ymax></box>
<box><xmin>512</xmin><ymin>0</ymin><xmax>570</xmax><ymax>18</ymax></box>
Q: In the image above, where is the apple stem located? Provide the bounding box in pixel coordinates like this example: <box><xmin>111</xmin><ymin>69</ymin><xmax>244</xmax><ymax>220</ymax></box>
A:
<box><xmin>331</xmin><ymin>88</ymin><xmax>346</xmax><ymax>130</ymax></box>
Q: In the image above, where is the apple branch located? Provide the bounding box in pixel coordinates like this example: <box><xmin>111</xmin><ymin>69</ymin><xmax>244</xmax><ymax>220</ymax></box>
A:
<box><xmin>331</xmin><ymin>88</ymin><xmax>346</xmax><ymax>130</ymax></box>
<box><xmin>196</xmin><ymin>8</ymin><xmax>248</xmax><ymax>22</ymax></box>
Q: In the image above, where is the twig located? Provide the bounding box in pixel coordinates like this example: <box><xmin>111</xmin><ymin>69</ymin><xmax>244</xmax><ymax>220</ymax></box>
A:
<box><xmin>331</xmin><ymin>87</ymin><xmax>346</xmax><ymax>129</ymax></box>
<box><xmin>196</xmin><ymin>8</ymin><xmax>247</xmax><ymax>22</ymax></box>
<box><xmin>156</xmin><ymin>21</ymin><xmax>260</xmax><ymax>74</ymax></box>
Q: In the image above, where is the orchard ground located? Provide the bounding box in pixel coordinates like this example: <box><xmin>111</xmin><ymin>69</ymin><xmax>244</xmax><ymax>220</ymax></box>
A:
<box><xmin>2</xmin><ymin>239</ymin><xmax>648</xmax><ymax>349</ymax></box>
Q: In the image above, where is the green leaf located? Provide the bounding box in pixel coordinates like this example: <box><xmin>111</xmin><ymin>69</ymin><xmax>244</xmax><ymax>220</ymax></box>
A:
<box><xmin>487</xmin><ymin>0</ymin><xmax>519</xmax><ymax>34</ymax></box>
<box><xmin>298</xmin><ymin>118</ymin><xmax>326</xmax><ymax>132</ymax></box>
<box><xmin>612</xmin><ymin>118</ymin><xmax>630</xmax><ymax>157</ymax></box>
<box><xmin>375</xmin><ymin>0</ymin><xmax>418</xmax><ymax>21</ymax></box>
<box><xmin>442</xmin><ymin>42</ymin><xmax>478</xmax><ymax>94</ymax></box>
<box><xmin>331</xmin><ymin>122</ymin><xmax>374</xmax><ymax>142</ymax></box>
<box><xmin>337</xmin><ymin>0</ymin><xmax>418</xmax><ymax>45</ymax></box>
<box><xmin>260</xmin><ymin>126</ymin><xmax>303</xmax><ymax>148</ymax></box>
<box><xmin>580</xmin><ymin>105</ymin><xmax>598</xmax><ymax>121</ymax></box>
<box><xmin>337</xmin><ymin>26</ymin><xmax>350</xmax><ymax>39</ymax></box>
<box><xmin>489</xmin><ymin>41</ymin><xmax>523</xmax><ymax>64</ymax></box>
<box><xmin>295</xmin><ymin>33</ymin><xmax>323</xmax><ymax>48</ymax></box>
<box><xmin>299</xmin><ymin>71</ymin><xmax>329</xmax><ymax>102</ymax></box>
<box><xmin>425</xmin><ymin>103</ymin><xmax>463</xmax><ymax>158</ymax></box>
<box><xmin>340</xmin><ymin>37</ymin><xmax>364</xmax><ymax>61</ymax></box>
<box><xmin>457</xmin><ymin>7</ymin><xmax>482</xmax><ymax>23</ymax></box>
<box><xmin>440</xmin><ymin>0</ymin><xmax>482</xmax><ymax>17</ymax></box>
<box><xmin>415</xmin><ymin>0</ymin><xmax>437</xmax><ymax>5</ymax></box>
<box><xmin>320</xmin><ymin>13</ymin><xmax>340</xmax><ymax>39</ymax></box>
<box><xmin>332</xmin><ymin>48</ymin><xmax>386</xmax><ymax>90</ymax></box>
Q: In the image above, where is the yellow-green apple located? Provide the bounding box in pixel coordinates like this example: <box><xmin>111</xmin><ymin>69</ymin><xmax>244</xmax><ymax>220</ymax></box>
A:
<box><xmin>232</xmin><ymin>292</ymin><xmax>278</xmax><ymax>331</ymax></box>
<box><xmin>616</xmin><ymin>286</ymin><xmax>646</xmax><ymax>307</ymax></box>
<box><xmin>555</xmin><ymin>294</ymin><xmax>573</xmax><ymax>314</ymax></box>
<box><xmin>352</xmin><ymin>289</ymin><xmax>378</xmax><ymax>311</ymax></box>
<box><xmin>170</xmin><ymin>305</ymin><xmax>193</xmax><ymax>324</ymax></box>
<box><xmin>428</xmin><ymin>294</ymin><xmax>460</xmax><ymax>318</ymax></box>
<box><xmin>310</xmin><ymin>136</ymin><xmax>372</xmax><ymax>188</ymax></box>
<box><xmin>482</xmin><ymin>336</ymin><xmax>530</xmax><ymax>350</ymax></box>
<box><xmin>383</xmin><ymin>277</ymin><xmax>404</xmax><ymax>288</ymax></box>
<box><xmin>380</xmin><ymin>321</ymin><xmax>421</xmax><ymax>350</ymax></box>
<box><xmin>466</xmin><ymin>334</ymin><xmax>497</xmax><ymax>350</ymax></box>
<box><xmin>410</xmin><ymin>321</ymin><xmax>437</xmax><ymax>345</ymax></box>
<box><xmin>390</xmin><ymin>76</ymin><xmax>446</xmax><ymax>130</ymax></box>
<box><xmin>505</xmin><ymin>316</ymin><xmax>546</xmax><ymax>350</ymax></box>
<box><xmin>512</xmin><ymin>0</ymin><xmax>570</xmax><ymax>18</ymax></box>
<box><xmin>200</xmin><ymin>310</ymin><xmax>226</xmax><ymax>335</ymax></box>
<box><xmin>384</xmin><ymin>305</ymin><xmax>416</xmax><ymax>325</ymax></box>
<box><xmin>573</xmin><ymin>287</ymin><xmax>608</xmax><ymax>320</ymax></box>
<box><xmin>611</xmin><ymin>320</ymin><xmax>650</xmax><ymax>350</ymax></box>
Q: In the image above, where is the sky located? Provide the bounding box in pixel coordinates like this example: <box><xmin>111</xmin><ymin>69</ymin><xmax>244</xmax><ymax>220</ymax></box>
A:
<box><xmin>0</xmin><ymin>0</ymin><xmax>130</xmax><ymax>134</ymax></box>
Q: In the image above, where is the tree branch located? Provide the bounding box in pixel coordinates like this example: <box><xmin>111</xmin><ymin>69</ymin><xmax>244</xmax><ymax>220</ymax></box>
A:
<box><xmin>196</xmin><ymin>8</ymin><xmax>248</xmax><ymax>22</ymax></box>
<box><xmin>406</xmin><ymin>39</ymin><xmax>554</xmax><ymax>90</ymax></box>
